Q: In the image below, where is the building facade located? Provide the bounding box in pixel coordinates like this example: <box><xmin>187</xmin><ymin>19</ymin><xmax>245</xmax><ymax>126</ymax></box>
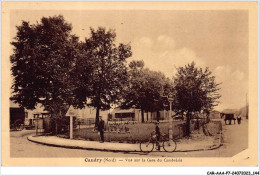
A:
<box><xmin>110</xmin><ymin>108</ymin><xmax>171</xmax><ymax>122</ymax></box>
<box><xmin>67</xmin><ymin>105</ymin><xmax>109</xmax><ymax>125</ymax></box>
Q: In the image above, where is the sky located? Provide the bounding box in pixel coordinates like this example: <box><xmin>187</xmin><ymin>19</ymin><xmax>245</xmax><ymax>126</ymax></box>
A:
<box><xmin>10</xmin><ymin>10</ymin><xmax>249</xmax><ymax>111</ymax></box>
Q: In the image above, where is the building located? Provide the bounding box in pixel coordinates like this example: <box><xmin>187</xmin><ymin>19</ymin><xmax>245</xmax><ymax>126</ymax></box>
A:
<box><xmin>66</xmin><ymin>105</ymin><xmax>109</xmax><ymax>125</ymax></box>
<box><xmin>110</xmin><ymin>108</ymin><xmax>171</xmax><ymax>122</ymax></box>
<box><xmin>110</xmin><ymin>108</ymin><xmax>139</xmax><ymax>122</ymax></box>
<box><xmin>24</xmin><ymin>104</ymin><xmax>49</xmax><ymax>127</ymax></box>
<box><xmin>25</xmin><ymin>104</ymin><xmax>109</xmax><ymax>129</ymax></box>
<box><xmin>10</xmin><ymin>101</ymin><xmax>25</xmax><ymax>129</ymax></box>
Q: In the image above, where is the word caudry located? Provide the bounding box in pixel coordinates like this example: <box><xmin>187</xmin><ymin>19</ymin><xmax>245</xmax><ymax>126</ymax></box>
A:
<box><xmin>84</xmin><ymin>158</ymin><xmax>116</xmax><ymax>163</ymax></box>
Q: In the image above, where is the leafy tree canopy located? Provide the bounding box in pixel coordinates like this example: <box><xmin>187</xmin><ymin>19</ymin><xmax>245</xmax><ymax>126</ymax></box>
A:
<box><xmin>10</xmin><ymin>15</ymin><xmax>81</xmax><ymax>112</ymax></box>
<box><xmin>82</xmin><ymin>27</ymin><xmax>132</xmax><ymax>123</ymax></box>
<box><xmin>121</xmin><ymin>60</ymin><xmax>173</xmax><ymax>122</ymax></box>
<box><xmin>173</xmin><ymin>62</ymin><xmax>221</xmax><ymax>114</ymax></box>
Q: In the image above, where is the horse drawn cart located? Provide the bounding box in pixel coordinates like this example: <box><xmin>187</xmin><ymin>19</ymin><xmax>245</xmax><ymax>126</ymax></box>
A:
<box><xmin>221</xmin><ymin>113</ymin><xmax>236</xmax><ymax>125</ymax></box>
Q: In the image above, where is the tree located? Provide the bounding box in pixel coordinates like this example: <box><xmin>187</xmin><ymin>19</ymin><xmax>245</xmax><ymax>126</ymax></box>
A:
<box><xmin>121</xmin><ymin>60</ymin><xmax>172</xmax><ymax>122</ymax></box>
<box><xmin>82</xmin><ymin>27</ymin><xmax>132</xmax><ymax>126</ymax></box>
<box><xmin>10</xmin><ymin>15</ymin><xmax>83</xmax><ymax>134</ymax></box>
<box><xmin>173</xmin><ymin>62</ymin><xmax>221</xmax><ymax>136</ymax></box>
<box><xmin>120</xmin><ymin>60</ymin><xmax>146</xmax><ymax>122</ymax></box>
<box><xmin>143</xmin><ymin>69</ymin><xmax>171</xmax><ymax>121</ymax></box>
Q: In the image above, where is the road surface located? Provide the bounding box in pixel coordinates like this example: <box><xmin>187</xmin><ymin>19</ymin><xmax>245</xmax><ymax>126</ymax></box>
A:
<box><xmin>10</xmin><ymin>119</ymin><xmax>248</xmax><ymax>157</ymax></box>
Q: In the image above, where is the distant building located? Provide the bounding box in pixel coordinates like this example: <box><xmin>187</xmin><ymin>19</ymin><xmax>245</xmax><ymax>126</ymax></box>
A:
<box><xmin>66</xmin><ymin>105</ymin><xmax>109</xmax><ymax>125</ymax></box>
<box><xmin>10</xmin><ymin>101</ymin><xmax>25</xmax><ymax>129</ymax></box>
<box><xmin>110</xmin><ymin>108</ymin><xmax>171</xmax><ymax>122</ymax></box>
<box><xmin>24</xmin><ymin>104</ymin><xmax>110</xmax><ymax>129</ymax></box>
<box><xmin>24</xmin><ymin>104</ymin><xmax>49</xmax><ymax>127</ymax></box>
<box><xmin>110</xmin><ymin>108</ymin><xmax>139</xmax><ymax>122</ymax></box>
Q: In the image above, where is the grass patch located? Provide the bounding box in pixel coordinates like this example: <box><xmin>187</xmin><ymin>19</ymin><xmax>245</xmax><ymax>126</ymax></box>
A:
<box><xmin>73</xmin><ymin>121</ymin><xmax>183</xmax><ymax>143</ymax></box>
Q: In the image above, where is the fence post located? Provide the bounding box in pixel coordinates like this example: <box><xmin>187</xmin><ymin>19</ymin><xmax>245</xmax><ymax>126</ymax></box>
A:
<box><xmin>70</xmin><ymin>116</ymin><xmax>73</xmax><ymax>139</ymax></box>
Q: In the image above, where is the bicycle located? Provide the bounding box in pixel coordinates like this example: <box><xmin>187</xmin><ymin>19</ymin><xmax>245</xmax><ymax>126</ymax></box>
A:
<box><xmin>140</xmin><ymin>132</ymin><xmax>177</xmax><ymax>152</ymax></box>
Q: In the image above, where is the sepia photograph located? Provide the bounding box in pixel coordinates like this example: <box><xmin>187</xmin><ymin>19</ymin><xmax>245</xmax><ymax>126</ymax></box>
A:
<box><xmin>1</xmin><ymin>1</ymin><xmax>258</xmax><ymax>168</ymax></box>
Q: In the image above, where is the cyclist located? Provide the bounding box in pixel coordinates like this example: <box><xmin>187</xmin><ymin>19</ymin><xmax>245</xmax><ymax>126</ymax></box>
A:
<box><xmin>154</xmin><ymin>122</ymin><xmax>161</xmax><ymax>150</ymax></box>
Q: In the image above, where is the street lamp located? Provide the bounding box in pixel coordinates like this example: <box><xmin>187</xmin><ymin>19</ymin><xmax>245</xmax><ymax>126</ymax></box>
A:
<box><xmin>163</xmin><ymin>103</ymin><xmax>168</xmax><ymax>122</ymax></box>
<box><xmin>167</xmin><ymin>93</ymin><xmax>174</xmax><ymax>140</ymax></box>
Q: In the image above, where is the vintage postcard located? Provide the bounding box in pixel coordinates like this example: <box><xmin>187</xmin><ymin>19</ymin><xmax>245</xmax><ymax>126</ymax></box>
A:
<box><xmin>1</xmin><ymin>1</ymin><xmax>258</xmax><ymax>167</ymax></box>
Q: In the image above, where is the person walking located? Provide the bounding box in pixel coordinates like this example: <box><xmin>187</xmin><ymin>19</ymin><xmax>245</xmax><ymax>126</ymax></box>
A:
<box><xmin>98</xmin><ymin>116</ymin><xmax>105</xmax><ymax>143</ymax></box>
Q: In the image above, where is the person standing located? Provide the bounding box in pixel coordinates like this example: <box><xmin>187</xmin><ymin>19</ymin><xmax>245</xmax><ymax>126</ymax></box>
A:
<box><xmin>238</xmin><ymin>116</ymin><xmax>242</xmax><ymax>124</ymax></box>
<box><xmin>236</xmin><ymin>116</ymin><xmax>239</xmax><ymax>124</ymax></box>
<box><xmin>98</xmin><ymin>116</ymin><xmax>105</xmax><ymax>143</ymax></box>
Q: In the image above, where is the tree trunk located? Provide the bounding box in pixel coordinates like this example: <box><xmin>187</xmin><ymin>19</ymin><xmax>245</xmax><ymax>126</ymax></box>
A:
<box><xmin>55</xmin><ymin>118</ymin><xmax>58</xmax><ymax>135</ymax></box>
<box><xmin>157</xmin><ymin>111</ymin><xmax>160</xmax><ymax>122</ymax></box>
<box><xmin>95</xmin><ymin>105</ymin><xmax>100</xmax><ymax>128</ymax></box>
<box><xmin>195</xmin><ymin>113</ymin><xmax>199</xmax><ymax>130</ymax></box>
<box><xmin>186</xmin><ymin>112</ymin><xmax>191</xmax><ymax>136</ymax></box>
<box><xmin>206</xmin><ymin>113</ymin><xmax>209</xmax><ymax>123</ymax></box>
<box><xmin>54</xmin><ymin>109</ymin><xmax>62</xmax><ymax>135</ymax></box>
<box><xmin>195</xmin><ymin>117</ymin><xmax>199</xmax><ymax>130</ymax></box>
<box><xmin>141</xmin><ymin>109</ymin><xmax>144</xmax><ymax>123</ymax></box>
<box><xmin>53</xmin><ymin>111</ymin><xmax>58</xmax><ymax>135</ymax></box>
<box><xmin>146</xmin><ymin>112</ymin><xmax>148</xmax><ymax>122</ymax></box>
